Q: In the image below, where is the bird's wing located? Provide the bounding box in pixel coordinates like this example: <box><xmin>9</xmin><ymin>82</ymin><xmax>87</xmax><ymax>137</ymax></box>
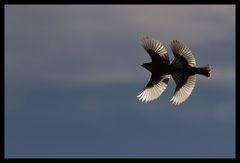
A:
<box><xmin>170</xmin><ymin>40</ymin><xmax>196</xmax><ymax>67</ymax></box>
<box><xmin>137</xmin><ymin>75</ymin><xmax>170</xmax><ymax>103</ymax></box>
<box><xmin>139</xmin><ymin>37</ymin><xmax>170</xmax><ymax>64</ymax></box>
<box><xmin>170</xmin><ymin>75</ymin><xmax>196</xmax><ymax>105</ymax></box>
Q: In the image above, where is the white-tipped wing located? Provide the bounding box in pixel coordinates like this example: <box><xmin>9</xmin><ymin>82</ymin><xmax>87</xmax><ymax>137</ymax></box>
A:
<box><xmin>137</xmin><ymin>75</ymin><xmax>170</xmax><ymax>103</ymax></box>
<box><xmin>170</xmin><ymin>75</ymin><xmax>196</xmax><ymax>105</ymax></box>
<box><xmin>139</xmin><ymin>37</ymin><xmax>170</xmax><ymax>64</ymax></box>
<box><xmin>170</xmin><ymin>40</ymin><xmax>196</xmax><ymax>67</ymax></box>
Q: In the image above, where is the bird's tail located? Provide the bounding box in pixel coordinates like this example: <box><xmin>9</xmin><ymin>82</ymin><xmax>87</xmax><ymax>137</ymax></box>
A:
<box><xmin>198</xmin><ymin>64</ymin><xmax>211</xmax><ymax>78</ymax></box>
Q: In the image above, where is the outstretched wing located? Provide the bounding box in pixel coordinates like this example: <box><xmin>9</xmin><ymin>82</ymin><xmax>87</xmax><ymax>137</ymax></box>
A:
<box><xmin>137</xmin><ymin>74</ymin><xmax>170</xmax><ymax>103</ymax></box>
<box><xmin>170</xmin><ymin>40</ymin><xmax>197</xmax><ymax>105</ymax></box>
<box><xmin>170</xmin><ymin>75</ymin><xmax>196</xmax><ymax>105</ymax></box>
<box><xmin>139</xmin><ymin>37</ymin><xmax>170</xmax><ymax>64</ymax></box>
<box><xmin>170</xmin><ymin>40</ymin><xmax>196</xmax><ymax>67</ymax></box>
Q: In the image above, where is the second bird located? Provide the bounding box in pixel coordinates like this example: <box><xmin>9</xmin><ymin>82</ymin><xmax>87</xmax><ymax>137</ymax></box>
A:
<box><xmin>137</xmin><ymin>37</ymin><xmax>211</xmax><ymax>105</ymax></box>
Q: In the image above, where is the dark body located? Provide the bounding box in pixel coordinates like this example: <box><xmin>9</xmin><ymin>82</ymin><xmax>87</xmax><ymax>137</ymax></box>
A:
<box><xmin>137</xmin><ymin>37</ymin><xmax>211</xmax><ymax>104</ymax></box>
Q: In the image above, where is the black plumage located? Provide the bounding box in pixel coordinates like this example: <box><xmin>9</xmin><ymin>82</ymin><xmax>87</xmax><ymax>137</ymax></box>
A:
<box><xmin>137</xmin><ymin>37</ymin><xmax>211</xmax><ymax>105</ymax></box>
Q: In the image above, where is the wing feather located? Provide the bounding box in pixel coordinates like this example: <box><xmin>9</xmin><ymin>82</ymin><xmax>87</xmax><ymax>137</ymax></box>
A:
<box><xmin>139</xmin><ymin>37</ymin><xmax>170</xmax><ymax>64</ymax></box>
<box><xmin>137</xmin><ymin>75</ymin><xmax>170</xmax><ymax>103</ymax></box>
<box><xmin>170</xmin><ymin>40</ymin><xmax>196</xmax><ymax>67</ymax></box>
<box><xmin>170</xmin><ymin>75</ymin><xmax>196</xmax><ymax>105</ymax></box>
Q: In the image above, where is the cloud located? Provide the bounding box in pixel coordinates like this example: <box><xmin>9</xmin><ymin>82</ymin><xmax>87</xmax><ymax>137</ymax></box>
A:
<box><xmin>5</xmin><ymin>5</ymin><xmax>235</xmax><ymax>158</ymax></box>
<box><xmin>5</xmin><ymin>5</ymin><xmax>235</xmax><ymax>87</ymax></box>
<box><xmin>124</xmin><ymin>5</ymin><xmax>235</xmax><ymax>45</ymax></box>
<box><xmin>208</xmin><ymin>66</ymin><xmax>235</xmax><ymax>84</ymax></box>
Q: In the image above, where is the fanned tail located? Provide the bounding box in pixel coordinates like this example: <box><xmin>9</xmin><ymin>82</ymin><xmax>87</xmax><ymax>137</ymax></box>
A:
<box><xmin>199</xmin><ymin>64</ymin><xmax>211</xmax><ymax>78</ymax></box>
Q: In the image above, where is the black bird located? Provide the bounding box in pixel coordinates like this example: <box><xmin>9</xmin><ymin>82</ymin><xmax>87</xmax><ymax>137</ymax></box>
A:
<box><xmin>137</xmin><ymin>37</ymin><xmax>211</xmax><ymax>105</ymax></box>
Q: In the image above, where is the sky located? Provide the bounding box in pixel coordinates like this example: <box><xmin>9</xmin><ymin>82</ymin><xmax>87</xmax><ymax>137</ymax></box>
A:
<box><xmin>5</xmin><ymin>5</ymin><xmax>235</xmax><ymax>158</ymax></box>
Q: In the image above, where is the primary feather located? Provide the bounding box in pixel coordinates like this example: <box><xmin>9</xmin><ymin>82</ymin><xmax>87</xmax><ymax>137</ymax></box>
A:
<box><xmin>137</xmin><ymin>37</ymin><xmax>211</xmax><ymax>105</ymax></box>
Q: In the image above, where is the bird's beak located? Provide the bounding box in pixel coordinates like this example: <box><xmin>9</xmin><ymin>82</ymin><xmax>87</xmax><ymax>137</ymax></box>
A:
<box><xmin>141</xmin><ymin>63</ymin><xmax>147</xmax><ymax>68</ymax></box>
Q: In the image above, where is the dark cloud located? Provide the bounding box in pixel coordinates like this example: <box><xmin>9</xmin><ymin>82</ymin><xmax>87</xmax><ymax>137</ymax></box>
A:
<box><xmin>5</xmin><ymin>84</ymin><xmax>234</xmax><ymax>158</ymax></box>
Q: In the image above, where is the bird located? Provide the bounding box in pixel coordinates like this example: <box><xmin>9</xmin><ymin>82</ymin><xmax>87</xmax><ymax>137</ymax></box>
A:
<box><xmin>137</xmin><ymin>37</ymin><xmax>211</xmax><ymax>105</ymax></box>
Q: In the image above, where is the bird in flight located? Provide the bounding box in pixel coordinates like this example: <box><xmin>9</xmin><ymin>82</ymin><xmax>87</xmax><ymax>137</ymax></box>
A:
<box><xmin>137</xmin><ymin>37</ymin><xmax>211</xmax><ymax>105</ymax></box>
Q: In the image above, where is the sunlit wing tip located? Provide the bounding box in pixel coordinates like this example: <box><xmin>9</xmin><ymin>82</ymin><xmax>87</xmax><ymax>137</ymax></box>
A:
<box><xmin>137</xmin><ymin>76</ymin><xmax>169</xmax><ymax>103</ymax></box>
<box><xmin>137</xmin><ymin>92</ymin><xmax>145</xmax><ymax>102</ymax></box>
<box><xmin>137</xmin><ymin>96</ymin><xmax>151</xmax><ymax>103</ymax></box>
<box><xmin>137</xmin><ymin>93</ymin><xmax>142</xmax><ymax>98</ymax></box>
<box><xmin>170</xmin><ymin>97</ymin><xmax>181</xmax><ymax>105</ymax></box>
<box><xmin>170</xmin><ymin>40</ymin><xmax>196</xmax><ymax>67</ymax></box>
<box><xmin>137</xmin><ymin>93</ymin><xmax>145</xmax><ymax>101</ymax></box>
<box><xmin>139</xmin><ymin>37</ymin><xmax>170</xmax><ymax>65</ymax></box>
<box><xmin>171</xmin><ymin>75</ymin><xmax>196</xmax><ymax>105</ymax></box>
<box><xmin>137</xmin><ymin>90</ymin><xmax>157</xmax><ymax>103</ymax></box>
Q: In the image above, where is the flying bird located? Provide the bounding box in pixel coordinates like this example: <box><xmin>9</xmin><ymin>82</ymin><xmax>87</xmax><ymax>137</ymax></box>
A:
<box><xmin>137</xmin><ymin>37</ymin><xmax>211</xmax><ymax>105</ymax></box>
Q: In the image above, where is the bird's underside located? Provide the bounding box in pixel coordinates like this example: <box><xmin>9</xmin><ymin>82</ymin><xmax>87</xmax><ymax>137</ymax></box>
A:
<box><xmin>137</xmin><ymin>37</ymin><xmax>211</xmax><ymax>105</ymax></box>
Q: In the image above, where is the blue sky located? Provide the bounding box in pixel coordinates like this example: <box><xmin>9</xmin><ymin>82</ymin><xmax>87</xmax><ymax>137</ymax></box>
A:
<box><xmin>5</xmin><ymin>5</ymin><xmax>235</xmax><ymax>158</ymax></box>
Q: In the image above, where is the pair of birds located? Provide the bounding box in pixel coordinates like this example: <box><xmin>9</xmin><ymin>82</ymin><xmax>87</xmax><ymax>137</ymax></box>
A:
<box><xmin>137</xmin><ymin>37</ymin><xmax>211</xmax><ymax>105</ymax></box>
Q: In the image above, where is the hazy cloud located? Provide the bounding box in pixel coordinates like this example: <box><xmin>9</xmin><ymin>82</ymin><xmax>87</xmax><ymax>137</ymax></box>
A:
<box><xmin>5</xmin><ymin>6</ymin><xmax>235</xmax><ymax>157</ymax></box>
<box><xmin>5</xmin><ymin>5</ymin><xmax>235</xmax><ymax>87</ymax></box>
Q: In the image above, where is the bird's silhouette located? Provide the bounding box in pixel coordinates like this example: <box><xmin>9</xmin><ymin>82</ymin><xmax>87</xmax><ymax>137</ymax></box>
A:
<box><xmin>137</xmin><ymin>37</ymin><xmax>211</xmax><ymax>105</ymax></box>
